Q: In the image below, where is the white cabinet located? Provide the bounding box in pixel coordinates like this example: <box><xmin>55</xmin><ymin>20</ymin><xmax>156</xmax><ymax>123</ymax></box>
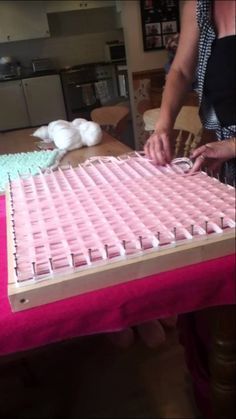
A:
<box><xmin>46</xmin><ymin>0</ymin><xmax>115</xmax><ymax>13</ymax></box>
<box><xmin>0</xmin><ymin>75</ymin><xmax>66</xmax><ymax>131</ymax></box>
<box><xmin>0</xmin><ymin>1</ymin><xmax>50</xmax><ymax>43</ymax></box>
<box><xmin>0</xmin><ymin>81</ymin><xmax>29</xmax><ymax>131</ymax></box>
<box><xmin>22</xmin><ymin>75</ymin><xmax>66</xmax><ymax>126</ymax></box>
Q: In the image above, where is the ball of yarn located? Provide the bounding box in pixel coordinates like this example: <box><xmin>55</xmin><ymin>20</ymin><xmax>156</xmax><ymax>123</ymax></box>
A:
<box><xmin>72</xmin><ymin>118</ymin><xmax>87</xmax><ymax>129</ymax></box>
<box><xmin>48</xmin><ymin>120</ymin><xmax>70</xmax><ymax>140</ymax></box>
<box><xmin>32</xmin><ymin>126</ymin><xmax>50</xmax><ymax>142</ymax></box>
<box><xmin>53</xmin><ymin>126</ymin><xmax>83</xmax><ymax>151</ymax></box>
<box><xmin>78</xmin><ymin>121</ymin><xmax>102</xmax><ymax>147</ymax></box>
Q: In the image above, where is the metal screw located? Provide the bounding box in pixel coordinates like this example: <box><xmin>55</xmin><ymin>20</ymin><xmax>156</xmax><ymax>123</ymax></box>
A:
<box><xmin>70</xmin><ymin>253</ymin><xmax>75</xmax><ymax>267</ymax></box>
<box><xmin>191</xmin><ymin>224</ymin><xmax>194</xmax><ymax>236</ymax></box>
<box><xmin>49</xmin><ymin>257</ymin><xmax>53</xmax><ymax>271</ymax></box>
<box><xmin>173</xmin><ymin>227</ymin><xmax>177</xmax><ymax>240</ymax></box>
<box><xmin>32</xmin><ymin>262</ymin><xmax>36</xmax><ymax>276</ymax></box>
<box><xmin>139</xmin><ymin>236</ymin><xmax>143</xmax><ymax>249</ymax></box>
<box><xmin>88</xmin><ymin>248</ymin><xmax>92</xmax><ymax>263</ymax></box>
<box><xmin>104</xmin><ymin>244</ymin><xmax>109</xmax><ymax>258</ymax></box>
<box><xmin>220</xmin><ymin>216</ymin><xmax>224</xmax><ymax>229</ymax></box>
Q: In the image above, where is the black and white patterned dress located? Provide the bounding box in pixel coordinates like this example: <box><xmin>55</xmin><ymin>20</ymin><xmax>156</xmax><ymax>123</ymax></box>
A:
<box><xmin>196</xmin><ymin>0</ymin><xmax>235</xmax><ymax>183</ymax></box>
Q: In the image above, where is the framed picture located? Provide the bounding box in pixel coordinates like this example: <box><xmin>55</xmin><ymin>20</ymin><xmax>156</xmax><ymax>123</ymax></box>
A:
<box><xmin>140</xmin><ymin>0</ymin><xmax>180</xmax><ymax>51</ymax></box>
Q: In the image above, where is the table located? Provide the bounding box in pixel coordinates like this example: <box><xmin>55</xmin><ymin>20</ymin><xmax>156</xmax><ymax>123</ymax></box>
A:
<box><xmin>0</xmin><ymin>132</ymin><xmax>235</xmax><ymax>418</ymax></box>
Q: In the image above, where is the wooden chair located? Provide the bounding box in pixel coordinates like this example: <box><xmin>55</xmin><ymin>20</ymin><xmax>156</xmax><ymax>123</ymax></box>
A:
<box><xmin>91</xmin><ymin>104</ymin><xmax>130</xmax><ymax>141</ymax></box>
<box><xmin>143</xmin><ymin>106</ymin><xmax>204</xmax><ymax>158</ymax></box>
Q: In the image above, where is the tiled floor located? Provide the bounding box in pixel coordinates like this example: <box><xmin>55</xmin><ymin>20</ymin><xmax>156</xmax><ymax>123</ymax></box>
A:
<box><xmin>0</xmin><ymin>330</ymin><xmax>200</xmax><ymax>419</ymax></box>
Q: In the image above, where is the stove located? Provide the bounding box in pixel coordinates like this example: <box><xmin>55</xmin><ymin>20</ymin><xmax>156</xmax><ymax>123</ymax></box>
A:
<box><xmin>60</xmin><ymin>63</ymin><xmax>118</xmax><ymax>121</ymax></box>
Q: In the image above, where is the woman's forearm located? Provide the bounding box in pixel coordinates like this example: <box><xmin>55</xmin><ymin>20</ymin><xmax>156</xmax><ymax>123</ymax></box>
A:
<box><xmin>153</xmin><ymin>0</ymin><xmax>199</xmax><ymax>132</ymax></box>
<box><xmin>156</xmin><ymin>68</ymin><xmax>194</xmax><ymax>130</ymax></box>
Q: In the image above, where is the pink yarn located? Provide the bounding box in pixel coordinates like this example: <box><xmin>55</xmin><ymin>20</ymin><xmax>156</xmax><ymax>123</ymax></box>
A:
<box><xmin>9</xmin><ymin>154</ymin><xmax>235</xmax><ymax>285</ymax></box>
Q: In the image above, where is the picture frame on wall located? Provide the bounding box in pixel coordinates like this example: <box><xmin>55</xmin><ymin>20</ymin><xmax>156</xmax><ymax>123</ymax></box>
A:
<box><xmin>140</xmin><ymin>0</ymin><xmax>180</xmax><ymax>51</ymax></box>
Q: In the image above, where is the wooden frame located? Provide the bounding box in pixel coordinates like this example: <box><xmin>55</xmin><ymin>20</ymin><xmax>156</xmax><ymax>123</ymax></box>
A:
<box><xmin>7</xmin><ymin>190</ymin><xmax>235</xmax><ymax>312</ymax></box>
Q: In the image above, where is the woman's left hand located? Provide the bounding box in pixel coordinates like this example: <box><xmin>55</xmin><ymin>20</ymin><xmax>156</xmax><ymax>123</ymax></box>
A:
<box><xmin>188</xmin><ymin>139</ymin><xmax>236</xmax><ymax>174</ymax></box>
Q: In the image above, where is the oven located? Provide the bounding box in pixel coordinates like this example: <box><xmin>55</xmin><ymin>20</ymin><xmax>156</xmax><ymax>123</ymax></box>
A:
<box><xmin>60</xmin><ymin>64</ymin><xmax>118</xmax><ymax>121</ymax></box>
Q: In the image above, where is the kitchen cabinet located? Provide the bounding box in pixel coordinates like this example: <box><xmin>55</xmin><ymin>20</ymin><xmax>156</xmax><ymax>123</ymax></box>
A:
<box><xmin>0</xmin><ymin>75</ymin><xmax>66</xmax><ymax>131</ymax></box>
<box><xmin>0</xmin><ymin>1</ymin><xmax>50</xmax><ymax>43</ymax></box>
<box><xmin>46</xmin><ymin>1</ymin><xmax>115</xmax><ymax>13</ymax></box>
<box><xmin>22</xmin><ymin>75</ymin><xmax>66</xmax><ymax>127</ymax></box>
<box><xmin>0</xmin><ymin>81</ymin><xmax>29</xmax><ymax>131</ymax></box>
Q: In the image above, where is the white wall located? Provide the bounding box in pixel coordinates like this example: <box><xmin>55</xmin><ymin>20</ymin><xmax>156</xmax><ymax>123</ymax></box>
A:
<box><xmin>120</xmin><ymin>1</ymin><xmax>168</xmax><ymax>149</ymax></box>
<box><xmin>121</xmin><ymin>0</ymin><xmax>168</xmax><ymax>73</ymax></box>
<box><xmin>0</xmin><ymin>31</ymin><xmax>123</xmax><ymax>69</ymax></box>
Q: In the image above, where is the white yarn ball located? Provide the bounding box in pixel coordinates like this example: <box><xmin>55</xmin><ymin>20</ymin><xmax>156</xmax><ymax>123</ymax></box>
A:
<box><xmin>48</xmin><ymin>120</ymin><xmax>70</xmax><ymax>140</ymax></box>
<box><xmin>78</xmin><ymin>121</ymin><xmax>102</xmax><ymax>147</ymax></box>
<box><xmin>32</xmin><ymin>126</ymin><xmax>50</xmax><ymax>142</ymax></box>
<box><xmin>53</xmin><ymin>126</ymin><xmax>83</xmax><ymax>151</ymax></box>
<box><xmin>72</xmin><ymin>118</ymin><xmax>87</xmax><ymax>129</ymax></box>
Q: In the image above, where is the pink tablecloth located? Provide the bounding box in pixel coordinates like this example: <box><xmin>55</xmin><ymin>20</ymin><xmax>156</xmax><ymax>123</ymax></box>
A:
<box><xmin>0</xmin><ymin>194</ymin><xmax>235</xmax><ymax>356</ymax></box>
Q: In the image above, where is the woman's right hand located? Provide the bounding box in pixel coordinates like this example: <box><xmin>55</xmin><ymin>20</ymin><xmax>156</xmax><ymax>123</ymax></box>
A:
<box><xmin>144</xmin><ymin>127</ymin><xmax>172</xmax><ymax>165</ymax></box>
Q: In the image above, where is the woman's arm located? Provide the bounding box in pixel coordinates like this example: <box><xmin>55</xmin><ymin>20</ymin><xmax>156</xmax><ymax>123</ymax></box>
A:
<box><xmin>144</xmin><ymin>0</ymin><xmax>200</xmax><ymax>165</ymax></box>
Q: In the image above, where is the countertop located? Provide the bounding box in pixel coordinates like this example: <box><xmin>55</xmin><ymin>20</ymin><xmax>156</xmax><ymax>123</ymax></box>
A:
<box><xmin>0</xmin><ymin>60</ymin><xmax>127</xmax><ymax>83</ymax></box>
<box><xmin>0</xmin><ymin>69</ymin><xmax>59</xmax><ymax>83</ymax></box>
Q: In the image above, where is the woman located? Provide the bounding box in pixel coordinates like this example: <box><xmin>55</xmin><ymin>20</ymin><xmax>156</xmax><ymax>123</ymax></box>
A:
<box><xmin>144</xmin><ymin>0</ymin><xmax>236</xmax><ymax>182</ymax></box>
<box><xmin>111</xmin><ymin>0</ymin><xmax>235</xmax><ymax>351</ymax></box>
<box><xmin>144</xmin><ymin>1</ymin><xmax>235</xmax><ymax>417</ymax></box>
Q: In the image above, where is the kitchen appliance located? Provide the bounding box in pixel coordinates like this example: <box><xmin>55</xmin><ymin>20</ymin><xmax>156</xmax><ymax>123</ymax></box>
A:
<box><xmin>60</xmin><ymin>63</ymin><xmax>118</xmax><ymax>121</ymax></box>
<box><xmin>104</xmin><ymin>41</ymin><xmax>126</xmax><ymax>63</ymax></box>
<box><xmin>0</xmin><ymin>56</ymin><xmax>19</xmax><ymax>80</ymax></box>
<box><xmin>116</xmin><ymin>64</ymin><xmax>129</xmax><ymax>98</ymax></box>
<box><xmin>31</xmin><ymin>58</ymin><xmax>54</xmax><ymax>73</ymax></box>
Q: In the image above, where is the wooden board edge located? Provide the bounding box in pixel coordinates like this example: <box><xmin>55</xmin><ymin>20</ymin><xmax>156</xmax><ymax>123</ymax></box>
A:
<box><xmin>6</xmin><ymin>188</ymin><xmax>16</xmax><ymax>287</ymax></box>
<box><xmin>8</xmin><ymin>231</ymin><xmax>235</xmax><ymax>312</ymax></box>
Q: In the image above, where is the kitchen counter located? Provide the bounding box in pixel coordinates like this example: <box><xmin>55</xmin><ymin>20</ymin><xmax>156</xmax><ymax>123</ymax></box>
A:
<box><xmin>0</xmin><ymin>69</ymin><xmax>59</xmax><ymax>83</ymax></box>
<box><xmin>0</xmin><ymin>60</ymin><xmax>126</xmax><ymax>82</ymax></box>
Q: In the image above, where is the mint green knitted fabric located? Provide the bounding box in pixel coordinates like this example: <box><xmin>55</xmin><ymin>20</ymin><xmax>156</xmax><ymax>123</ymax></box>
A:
<box><xmin>0</xmin><ymin>150</ymin><xmax>60</xmax><ymax>192</ymax></box>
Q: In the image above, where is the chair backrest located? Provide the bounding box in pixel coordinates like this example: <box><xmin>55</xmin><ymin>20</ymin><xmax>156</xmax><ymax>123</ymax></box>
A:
<box><xmin>91</xmin><ymin>105</ymin><xmax>130</xmax><ymax>139</ymax></box>
<box><xmin>143</xmin><ymin>106</ymin><xmax>203</xmax><ymax>158</ymax></box>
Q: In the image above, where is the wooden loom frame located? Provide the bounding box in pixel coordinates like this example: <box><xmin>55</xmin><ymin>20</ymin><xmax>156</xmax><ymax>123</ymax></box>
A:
<box><xmin>6</xmin><ymin>190</ymin><xmax>235</xmax><ymax>312</ymax></box>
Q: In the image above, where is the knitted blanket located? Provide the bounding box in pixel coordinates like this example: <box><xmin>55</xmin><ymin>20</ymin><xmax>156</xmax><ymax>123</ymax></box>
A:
<box><xmin>0</xmin><ymin>149</ymin><xmax>65</xmax><ymax>192</ymax></box>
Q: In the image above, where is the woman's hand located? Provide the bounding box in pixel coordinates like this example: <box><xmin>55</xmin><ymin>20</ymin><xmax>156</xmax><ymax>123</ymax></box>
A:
<box><xmin>189</xmin><ymin>139</ymin><xmax>236</xmax><ymax>174</ymax></box>
<box><xmin>144</xmin><ymin>128</ymin><xmax>172</xmax><ymax>165</ymax></box>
